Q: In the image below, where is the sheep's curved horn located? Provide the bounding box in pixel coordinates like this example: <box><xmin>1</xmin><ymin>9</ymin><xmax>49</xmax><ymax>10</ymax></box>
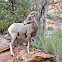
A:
<box><xmin>29</xmin><ymin>11</ymin><xmax>37</xmax><ymax>15</ymax></box>
<box><xmin>23</xmin><ymin>15</ymin><xmax>35</xmax><ymax>25</ymax></box>
<box><xmin>29</xmin><ymin>15</ymin><xmax>35</xmax><ymax>17</ymax></box>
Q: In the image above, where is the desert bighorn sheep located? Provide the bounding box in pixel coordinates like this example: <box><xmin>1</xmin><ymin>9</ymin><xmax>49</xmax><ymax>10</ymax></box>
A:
<box><xmin>8</xmin><ymin>11</ymin><xmax>38</xmax><ymax>56</ymax></box>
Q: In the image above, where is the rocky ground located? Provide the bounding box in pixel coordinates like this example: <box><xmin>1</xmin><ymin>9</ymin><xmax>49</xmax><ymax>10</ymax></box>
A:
<box><xmin>0</xmin><ymin>35</ymin><xmax>54</xmax><ymax>62</ymax></box>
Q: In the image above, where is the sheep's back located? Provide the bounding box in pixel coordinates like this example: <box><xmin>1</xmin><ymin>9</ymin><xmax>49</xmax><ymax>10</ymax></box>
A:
<box><xmin>8</xmin><ymin>23</ymin><xmax>33</xmax><ymax>34</ymax></box>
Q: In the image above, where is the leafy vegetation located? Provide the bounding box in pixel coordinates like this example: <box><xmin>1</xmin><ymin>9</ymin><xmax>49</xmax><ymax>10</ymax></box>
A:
<box><xmin>0</xmin><ymin>0</ymin><xmax>31</xmax><ymax>33</ymax></box>
<box><xmin>32</xmin><ymin>29</ymin><xmax>62</xmax><ymax>62</ymax></box>
<box><xmin>0</xmin><ymin>20</ymin><xmax>13</xmax><ymax>31</ymax></box>
<box><xmin>47</xmin><ymin>14</ymin><xmax>62</xmax><ymax>21</ymax></box>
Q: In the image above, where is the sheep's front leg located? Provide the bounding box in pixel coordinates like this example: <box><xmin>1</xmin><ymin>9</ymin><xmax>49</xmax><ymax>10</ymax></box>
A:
<box><xmin>27</xmin><ymin>40</ymin><xmax>30</xmax><ymax>53</ymax></box>
<box><xmin>10</xmin><ymin>42</ymin><xmax>15</xmax><ymax>56</ymax></box>
<box><xmin>10</xmin><ymin>33</ymin><xmax>17</xmax><ymax>56</ymax></box>
<box><xmin>27</xmin><ymin>35</ymin><xmax>31</xmax><ymax>53</ymax></box>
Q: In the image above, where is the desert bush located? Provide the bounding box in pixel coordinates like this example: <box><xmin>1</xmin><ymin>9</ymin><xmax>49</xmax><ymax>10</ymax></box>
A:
<box><xmin>47</xmin><ymin>27</ymin><xmax>53</xmax><ymax>31</ymax></box>
<box><xmin>0</xmin><ymin>2</ymin><xmax>30</xmax><ymax>33</ymax></box>
<box><xmin>60</xmin><ymin>5</ymin><xmax>62</xmax><ymax>9</ymax></box>
<box><xmin>0</xmin><ymin>20</ymin><xmax>13</xmax><ymax>32</ymax></box>
<box><xmin>0</xmin><ymin>20</ymin><xmax>4</xmax><ymax>31</ymax></box>
<box><xmin>32</xmin><ymin>29</ymin><xmax>62</xmax><ymax>62</ymax></box>
<box><xmin>47</xmin><ymin>14</ymin><xmax>62</xmax><ymax>21</ymax></box>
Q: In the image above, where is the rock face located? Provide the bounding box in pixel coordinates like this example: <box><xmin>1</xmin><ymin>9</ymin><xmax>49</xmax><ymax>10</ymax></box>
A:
<box><xmin>25</xmin><ymin>52</ymin><xmax>54</xmax><ymax>62</ymax></box>
<box><xmin>0</xmin><ymin>35</ymin><xmax>9</xmax><ymax>46</ymax></box>
<box><xmin>0</xmin><ymin>35</ymin><xmax>10</xmax><ymax>53</ymax></box>
<box><xmin>7</xmin><ymin>49</ymin><xmax>54</xmax><ymax>62</ymax></box>
<box><xmin>0</xmin><ymin>44</ymin><xmax>9</xmax><ymax>53</ymax></box>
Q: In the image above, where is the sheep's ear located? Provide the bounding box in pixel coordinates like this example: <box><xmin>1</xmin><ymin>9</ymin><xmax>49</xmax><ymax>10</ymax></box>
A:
<box><xmin>28</xmin><ymin>15</ymin><xmax>35</xmax><ymax>20</ymax></box>
<box><xmin>28</xmin><ymin>17</ymin><xmax>32</xmax><ymax>20</ymax></box>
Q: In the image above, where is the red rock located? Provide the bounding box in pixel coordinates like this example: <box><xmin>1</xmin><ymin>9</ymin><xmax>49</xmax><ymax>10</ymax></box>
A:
<box><xmin>0</xmin><ymin>44</ymin><xmax>54</xmax><ymax>62</ymax></box>
<box><xmin>0</xmin><ymin>44</ymin><xmax>9</xmax><ymax>53</ymax></box>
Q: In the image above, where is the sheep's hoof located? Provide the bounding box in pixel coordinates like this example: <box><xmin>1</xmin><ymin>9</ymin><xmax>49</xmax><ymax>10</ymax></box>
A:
<box><xmin>11</xmin><ymin>53</ymin><xmax>16</xmax><ymax>57</ymax></box>
<box><xmin>13</xmin><ymin>54</ymin><xmax>16</xmax><ymax>56</ymax></box>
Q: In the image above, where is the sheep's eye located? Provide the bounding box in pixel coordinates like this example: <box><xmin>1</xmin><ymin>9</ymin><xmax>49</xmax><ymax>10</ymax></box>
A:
<box><xmin>34</xmin><ymin>15</ymin><xmax>35</xmax><ymax>16</ymax></box>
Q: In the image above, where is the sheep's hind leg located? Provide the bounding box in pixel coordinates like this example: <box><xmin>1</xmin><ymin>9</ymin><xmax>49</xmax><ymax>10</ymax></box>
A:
<box><xmin>10</xmin><ymin>33</ymin><xmax>17</xmax><ymax>56</ymax></box>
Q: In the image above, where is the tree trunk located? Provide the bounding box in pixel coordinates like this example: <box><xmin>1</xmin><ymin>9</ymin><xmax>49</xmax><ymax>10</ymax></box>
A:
<box><xmin>43</xmin><ymin>4</ymin><xmax>48</xmax><ymax>36</ymax></box>
<box><xmin>12</xmin><ymin>2</ymin><xmax>14</xmax><ymax>14</ymax></box>
<box><xmin>38</xmin><ymin>0</ymin><xmax>44</xmax><ymax>34</ymax></box>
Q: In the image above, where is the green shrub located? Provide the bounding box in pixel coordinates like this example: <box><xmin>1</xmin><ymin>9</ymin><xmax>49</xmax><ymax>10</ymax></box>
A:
<box><xmin>47</xmin><ymin>27</ymin><xmax>53</xmax><ymax>31</ymax></box>
<box><xmin>0</xmin><ymin>20</ymin><xmax>13</xmax><ymax>31</ymax></box>
<box><xmin>1</xmin><ymin>10</ymin><xmax>6</xmax><ymax>15</ymax></box>
<box><xmin>2</xmin><ymin>3</ymin><xmax>8</xmax><ymax>8</ymax></box>
<box><xmin>47</xmin><ymin>14</ymin><xmax>62</xmax><ymax>21</ymax></box>
<box><xmin>0</xmin><ymin>20</ymin><xmax>4</xmax><ymax>30</ymax></box>
<box><xmin>32</xmin><ymin>29</ymin><xmax>62</xmax><ymax>62</ymax></box>
<box><xmin>60</xmin><ymin>5</ymin><xmax>62</xmax><ymax>8</ymax></box>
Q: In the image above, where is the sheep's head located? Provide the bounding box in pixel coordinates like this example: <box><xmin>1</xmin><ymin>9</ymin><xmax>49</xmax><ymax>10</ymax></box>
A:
<box><xmin>23</xmin><ymin>11</ymin><xmax>37</xmax><ymax>25</ymax></box>
<box><xmin>23</xmin><ymin>15</ymin><xmax>35</xmax><ymax>25</ymax></box>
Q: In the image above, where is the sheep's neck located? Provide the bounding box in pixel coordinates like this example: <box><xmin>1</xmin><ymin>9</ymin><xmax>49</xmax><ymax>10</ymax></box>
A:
<box><xmin>33</xmin><ymin>20</ymin><xmax>38</xmax><ymax>30</ymax></box>
<box><xmin>31</xmin><ymin>20</ymin><xmax>38</xmax><ymax>37</ymax></box>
